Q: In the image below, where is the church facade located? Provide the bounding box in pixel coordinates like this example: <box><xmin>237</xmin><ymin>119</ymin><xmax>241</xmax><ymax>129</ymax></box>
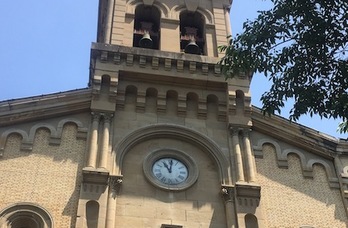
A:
<box><xmin>1</xmin><ymin>0</ymin><xmax>348</xmax><ymax>227</ymax></box>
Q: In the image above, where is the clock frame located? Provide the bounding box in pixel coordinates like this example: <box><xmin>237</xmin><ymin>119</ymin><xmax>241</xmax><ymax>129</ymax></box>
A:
<box><xmin>143</xmin><ymin>149</ymin><xmax>199</xmax><ymax>191</ymax></box>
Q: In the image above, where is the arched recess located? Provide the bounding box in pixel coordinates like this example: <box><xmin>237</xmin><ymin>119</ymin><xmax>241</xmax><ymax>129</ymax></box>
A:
<box><xmin>245</xmin><ymin>213</ymin><xmax>259</xmax><ymax>228</ymax></box>
<box><xmin>207</xmin><ymin>94</ymin><xmax>218</xmax><ymax>119</ymax></box>
<box><xmin>253</xmin><ymin>139</ymin><xmax>339</xmax><ymax>187</ymax></box>
<box><xmin>166</xmin><ymin>90</ymin><xmax>178</xmax><ymax>114</ymax></box>
<box><xmin>0</xmin><ymin>129</ymin><xmax>29</xmax><ymax>154</ymax></box>
<box><xmin>305</xmin><ymin>159</ymin><xmax>339</xmax><ymax>184</ymax></box>
<box><xmin>0</xmin><ymin>203</ymin><xmax>53</xmax><ymax>228</ymax></box>
<box><xmin>86</xmin><ymin>201</ymin><xmax>99</xmax><ymax>228</ymax></box>
<box><xmin>113</xmin><ymin>124</ymin><xmax>230</xmax><ymax>184</ymax></box>
<box><xmin>171</xmin><ymin>5</ymin><xmax>213</xmax><ymax>24</ymax></box>
<box><xmin>145</xmin><ymin>87</ymin><xmax>158</xmax><ymax>112</ymax></box>
<box><xmin>126</xmin><ymin>0</ymin><xmax>169</xmax><ymax>18</ymax></box>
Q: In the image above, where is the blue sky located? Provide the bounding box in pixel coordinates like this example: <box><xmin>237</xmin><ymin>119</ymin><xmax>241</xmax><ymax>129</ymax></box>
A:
<box><xmin>0</xmin><ymin>0</ymin><xmax>345</xmax><ymax>138</ymax></box>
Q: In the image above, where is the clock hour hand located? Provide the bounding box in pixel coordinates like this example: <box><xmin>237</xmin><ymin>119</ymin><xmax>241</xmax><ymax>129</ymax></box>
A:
<box><xmin>163</xmin><ymin>161</ymin><xmax>171</xmax><ymax>173</ymax></box>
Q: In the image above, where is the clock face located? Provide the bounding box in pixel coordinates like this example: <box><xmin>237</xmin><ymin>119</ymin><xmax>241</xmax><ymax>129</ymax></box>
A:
<box><xmin>152</xmin><ymin>158</ymin><xmax>188</xmax><ymax>185</ymax></box>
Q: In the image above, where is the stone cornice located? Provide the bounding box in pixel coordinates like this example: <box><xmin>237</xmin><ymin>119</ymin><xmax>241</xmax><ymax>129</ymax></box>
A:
<box><xmin>90</xmin><ymin>43</ymin><xmax>238</xmax><ymax>81</ymax></box>
<box><xmin>0</xmin><ymin>89</ymin><xmax>92</xmax><ymax>126</ymax></box>
<box><xmin>251</xmin><ymin>106</ymin><xmax>344</xmax><ymax>158</ymax></box>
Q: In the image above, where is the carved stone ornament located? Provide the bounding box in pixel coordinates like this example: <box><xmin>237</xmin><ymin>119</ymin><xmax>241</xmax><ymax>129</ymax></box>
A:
<box><xmin>109</xmin><ymin>175</ymin><xmax>123</xmax><ymax>192</ymax></box>
<box><xmin>221</xmin><ymin>185</ymin><xmax>235</xmax><ymax>202</ymax></box>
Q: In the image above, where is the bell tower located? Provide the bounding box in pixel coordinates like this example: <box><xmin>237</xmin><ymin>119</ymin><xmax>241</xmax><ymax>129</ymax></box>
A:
<box><xmin>77</xmin><ymin>0</ymin><xmax>263</xmax><ymax>227</ymax></box>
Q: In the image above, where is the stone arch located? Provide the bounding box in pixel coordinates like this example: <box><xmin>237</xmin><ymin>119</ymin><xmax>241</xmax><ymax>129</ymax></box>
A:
<box><xmin>171</xmin><ymin>5</ymin><xmax>213</xmax><ymax>24</ymax></box>
<box><xmin>0</xmin><ymin>202</ymin><xmax>53</xmax><ymax>228</ymax></box>
<box><xmin>113</xmin><ymin>124</ymin><xmax>230</xmax><ymax>184</ymax></box>
<box><xmin>207</xmin><ymin>94</ymin><xmax>218</xmax><ymax>119</ymax></box>
<box><xmin>126</xmin><ymin>0</ymin><xmax>169</xmax><ymax>18</ymax></box>
<box><xmin>253</xmin><ymin>138</ymin><xmax>282</xmax><ymax>159</ymax></box>
<box><xmin>306</xmin><ymin>159</ymin><xmax>339</xmax><ymax>186</ymax></box>
<box><xmin>56</xmin><ymin>118</ymin><xmax>88</xmax><ymax>139</ymax></box>
<box><xmin>0</xmin><ymin>129</ymin><xmax>29</xmax><ymax>153</ymax></box>
<box><xmin>253</xmin><ymin>138</ymin><xmax>339</xmax><ymax>188</ymax></box>
<box><xmin>282</xmin><ymin>149</ymin><xmax>307</xmax><ymax>169</ymax></box>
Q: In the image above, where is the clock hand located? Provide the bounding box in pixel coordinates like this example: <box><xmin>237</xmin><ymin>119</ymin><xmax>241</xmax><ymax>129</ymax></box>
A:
<box><xmin>169</xmin><ymin>160</ymin><xmax>173</xmax><ymax>173</ymax></box>
<box><xmin>163</xmin><ymin>161</ymin><xmax>170</xmax><ymax>172</ymax></box>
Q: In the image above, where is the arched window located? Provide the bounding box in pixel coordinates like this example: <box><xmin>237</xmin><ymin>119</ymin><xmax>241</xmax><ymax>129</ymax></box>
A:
<box><xmin>0</xmin><ymin>203</ymin><xmax>53</xmax><ymax>228</ymax></box>
<box><xmin>180</xmin><ymin>11</ymin><xmax>205</xmax><ymax>55</ymax></box>
<box><xmin>133</xmin><ymin>5</ymin><xmax>160</xmax><ymax>49</ymax></box>
<box><xmin>86</xmin><ymin>201</ymin><xmax>99</xmax><ymax>228</ymax></box>
<box><xmin>245</xmin><ymin>213</ymin><xmax>259</xmax><ymax>228</ymax></box>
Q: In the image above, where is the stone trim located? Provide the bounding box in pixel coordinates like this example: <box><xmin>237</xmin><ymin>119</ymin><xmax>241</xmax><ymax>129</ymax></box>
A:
<box><xmin>114</xmin><ymin>123</ymin><xmax>231</xmax><ymax>185</ymax></box>
<box><xmin>91</xmin><ymin>43</ymin><xmax>243</xmax><ymax>78</ymax></box>
<box><xmin>253</xmin><ymin>138</ymin><xmax>340</xmax><ymax>189</ymax></box>
<box><xmin>0</xmin><ymin>203</ymin><xmax>53</xmax><ymax>228</ymax></box>
<box><xmin>0</xmin><ymin>118</ymin><xmax>88</xmax><ymax>157</ymax></box>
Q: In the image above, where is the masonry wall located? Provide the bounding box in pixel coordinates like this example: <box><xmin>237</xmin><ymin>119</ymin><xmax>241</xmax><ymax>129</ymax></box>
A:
<box><xmin>110</xmin><ymin>83</ymin><xmax>230</xmax><ymax>227</ymax></box>
<box><xmin>255</xmin><ymin>143</ymin><xmax>348</xmax><ymax>227</ymax></box>
<box><xmin>116</xmin><ymin>138</ymin><xmax>226</xmax><ymax>227</ymax></box>
<box><xmin>0</xmin><ymin>122</ymin><xmax>87</xmax><ymax>227</ymax></box>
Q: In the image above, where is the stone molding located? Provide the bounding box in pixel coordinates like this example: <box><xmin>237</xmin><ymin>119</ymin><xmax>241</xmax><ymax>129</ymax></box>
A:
<box><xmin>0</xmin><ymin>118</ymin><xmax>88</xmax><ymax>157</ymax></box>
<box><xmin>91</xmin><ymin>43</ymin><xmax>232</xmax><ymax>78</ymax></box>
<box><xmin>113</xmin><ymin>123</ymin><xmax>231</xmax><ymax>185</ymax></box>
<box><xmin>82</xmin><ymin>167</ymin><xmax>110</xmax><ymax>185</ymax></box>
<box><xmin>0</xmin><ymin>202</ymin><xmax>53</xmax><ymax>228</ymax></box>
<box><xmin>253</xmin><ymin>138</ymin><xmax>340</xmax><ymax>188</ymax></box>
<box><xmin>0</xmin><ymin>89</ymin><xmax>91</xmax><ymax>127</ymax></box>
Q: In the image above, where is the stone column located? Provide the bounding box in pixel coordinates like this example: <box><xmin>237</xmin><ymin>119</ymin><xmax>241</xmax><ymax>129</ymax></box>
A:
<box><xmin>104</xmin><ymin>0</ymin><xmax>115</xmax><ymax>44</ymax></box>
<box><xmin>224</xmin><ymin>6</ymin><xmax>232</xmax><ymax>40</ymax></box>
<box><xmin>230</xmin><ymin>127</ymin><xmax>245</xmax><ymax>182</ymax></box>
<box><xmin>221</xmin><ymin>185</ymin><xmax>237</xmax><ymax>228</ymax></box>
<box><xmin>99</xmin><ymin>114</ymin><xmax>112</xmax><ymax>169</ymax></box>
<box><xmin>105</xmin><ymin>175</ymin><xmax>123</xmax><ymax>228</ymax></box>
<box><xmin>243</xmin><ymin>129</ymin><xmax>256</xmax><ymax>182</ymax></box>
<box><xmin>87</xmin><ymin>113</ymin><xmax>100</xmax><ymax>168</ymax></box>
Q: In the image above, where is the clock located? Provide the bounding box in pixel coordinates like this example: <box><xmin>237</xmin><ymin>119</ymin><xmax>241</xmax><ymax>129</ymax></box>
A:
<box><xmin>152</xmin><ymin>157</ymin><xmax>189</xmax><ymax>185</ymax></box>
<box><xmin>143</xmin><ymin>149</ymin><xmax>198</xmax><ymax>191</ymax></box>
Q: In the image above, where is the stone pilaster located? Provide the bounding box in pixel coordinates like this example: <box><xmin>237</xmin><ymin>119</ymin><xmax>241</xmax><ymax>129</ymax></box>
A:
<box><xmin>87</xmin><ymin>112</ymin><xmax>100</xmax><ymax>168</ymax></box>
<box><xmin>221</xmin><ymin>185</ymin><xmax>237</xmax><ymax>228</ymax></box>
<box><xmin>105</xmin><ymin>175</ymin><xmax>123</xmax><ymax>228</ymax></box>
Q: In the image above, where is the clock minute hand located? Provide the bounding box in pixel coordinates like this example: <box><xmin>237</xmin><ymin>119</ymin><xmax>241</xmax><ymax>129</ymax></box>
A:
<box><xmin>169</xmin><ymin>160</ymin><xmax>173</xmax><ymax>173</ymax></box>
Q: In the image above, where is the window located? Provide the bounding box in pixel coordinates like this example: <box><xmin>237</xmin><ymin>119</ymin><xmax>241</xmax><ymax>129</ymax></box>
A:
<box><xmin>133</xmin><ymin>5</ymin><xmax>160</xmax><ymax>49</ymax></box>
<box><xmin>0</xmin><ymin>203</ymin><xmax>53</xmax><ymax>228</ymax></box>
<box><xmin>180</xmin><ymin>11</ymin><xmax>205</xmax><ymax>55</ymax></box>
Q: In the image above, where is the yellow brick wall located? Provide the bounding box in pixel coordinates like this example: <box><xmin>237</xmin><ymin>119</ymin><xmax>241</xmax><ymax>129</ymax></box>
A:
<box><xmin>115</xmin><ymin>138</ymin><xmax>226</xmax><ymax>228</ymax></box>
<box><xmin>256</xmin><ymin>144</ymin><xmax>347</xmax><ymax>228</ymax></box>
<box><xmin>0</xmin><ymin>124</ymin><xmax>86</xmax><ymax>227</ymax></box>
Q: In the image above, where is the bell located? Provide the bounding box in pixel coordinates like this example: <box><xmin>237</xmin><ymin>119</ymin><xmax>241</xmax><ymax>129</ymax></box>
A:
<box><xmin>184</xmin><ymin>39</ymin><xmax>200</xmax><ymax>55</ymax></box>
<box><xmin>139</xmin><ymin>32</ymin><xmax>153</xmax><ymax>49</ymax></box>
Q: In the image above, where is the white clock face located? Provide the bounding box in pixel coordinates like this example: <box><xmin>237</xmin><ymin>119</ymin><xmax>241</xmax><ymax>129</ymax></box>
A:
<box><xmin>152</xmin><ymin>158</ymin><xmax>188</xmax><ymax>185</ymax></box>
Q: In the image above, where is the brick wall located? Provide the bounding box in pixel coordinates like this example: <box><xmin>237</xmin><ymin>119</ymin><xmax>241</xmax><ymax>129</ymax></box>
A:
<box><xmin>256</xmin><ymin>144</ymin><xmax>347</xmax><ymax>227</ymax></box>
<box><xmin>0</xmin><ymin>124</ymin><xmax>86</xmax><ymax>227</ymax></box>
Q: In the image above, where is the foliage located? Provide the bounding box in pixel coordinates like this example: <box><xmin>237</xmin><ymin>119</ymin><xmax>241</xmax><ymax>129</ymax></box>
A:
<box><xmin>219</xmin><ymin>0</ymin><xmax>348</xmax><ymax>133</ymax></box>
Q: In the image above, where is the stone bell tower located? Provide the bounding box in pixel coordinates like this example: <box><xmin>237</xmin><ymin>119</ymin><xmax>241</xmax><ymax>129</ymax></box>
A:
<box><xmin>76</xmin><ymin>0</ymin><xmax>262</xmax><ymax>227</ymax></box>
